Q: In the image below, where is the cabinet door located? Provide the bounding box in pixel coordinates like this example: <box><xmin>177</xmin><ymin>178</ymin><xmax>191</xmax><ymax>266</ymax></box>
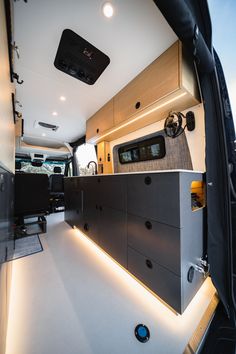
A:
<box><xmin>127</xmin><ymin>173</ymin><xmax>180</xmax><ymax>227</ymax></box>
<box><xmin>114</xmin><ymin>42</ymin><xmax>179</xmax><ymax>125</ymax></box>
<box><xmin>82</xmin><ymin>178</ymin><xmax>100</xmax><ymax>243</ymax></box>
<box><xmin>98</xmin><ymin>175</ymin><xmax>127</xmax><ymax>211</ymax></box>
<box><xmin>86</xmin><ymin>99</ymin><xmax>114</xmax><ymax>142</ymax></box>
<box><xmin>64</xmin><ymin>178</ymin><xmax>84</xmax><ymax>229</ymax></box>
<box><xmin>98</xmin><ymin>207</ymin><xmax>127</xmax><ymax>268</ymax></box>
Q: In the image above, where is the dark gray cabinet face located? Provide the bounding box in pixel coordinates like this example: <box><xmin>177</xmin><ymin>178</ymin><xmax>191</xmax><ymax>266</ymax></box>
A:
<box><xmin>81</xmin><ymin>178</ymin><xmax>99</xmax><ymax>242</ymax></box>
<box><xmin>127</xmin><ymin>214</ymin><xmax>181</xmax><ymax>275</ymax></box>
<box><xmin>127</xmin><ymin>173</ymin><xmax>180</xmax><ymax>227</ymax></box>
<box><xmin>98</xmin><ymin>207</ymin><xmax>127</xmax><ymax>267</ymax></box>
<box><xmin>64</xmin><ymin>172</ymin><xmax>204</xmax><ymax>314</ymax></box>
<box><xmin>127</xmin><ymin>247</ymin><xmax>181</xmax><ymax>313</ymax></box>
<box><xmin>64</xmin><ymin>178</ymin><xmax>83</xmax><ymax>228</ymax></box>
<box><xmin>97</xmin><ymin>175</ymin><xmax>127</xmax><ymax>211</ymax></box>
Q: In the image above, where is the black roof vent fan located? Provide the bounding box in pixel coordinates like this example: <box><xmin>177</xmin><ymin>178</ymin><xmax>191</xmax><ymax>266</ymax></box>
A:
<box><xmin>54</xmin><ymin>29</ymin><xmax>110</xmax><ymax>85</ymax></box>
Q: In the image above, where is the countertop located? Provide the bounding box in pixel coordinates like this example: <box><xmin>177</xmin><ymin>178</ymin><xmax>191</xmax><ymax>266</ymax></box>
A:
<box><xmin>66</xmin><ymin>169</ymin><xmax>204</xmax><ymax>178</ymax></box>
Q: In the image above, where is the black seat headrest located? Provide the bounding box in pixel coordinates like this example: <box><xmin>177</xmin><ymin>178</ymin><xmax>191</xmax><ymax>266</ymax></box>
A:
<box><xmin>53</xmin><ymin>166</ymin><xmax>62</xmax><ymax>174</ymax></box>
<box><xmin>15</xmin><ymin>161</ymin><xmax>22</xmax><ymax>170</ymax></box>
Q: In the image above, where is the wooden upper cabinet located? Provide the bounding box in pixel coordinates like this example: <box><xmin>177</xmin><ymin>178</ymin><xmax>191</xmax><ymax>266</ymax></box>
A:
<box><xmin>86</xmin><ymin>99</ymin><xmax>114</xmax><ymax>142</ymax></box>
<box><xmin>86</xmin><ymin>41</ymin><xmax>200</xmax><ymax>143</ymax></box>
<box><xmin>114</xmin><ymin>41</ymin><xmax>198</xmax><ymax>125</ymax></box>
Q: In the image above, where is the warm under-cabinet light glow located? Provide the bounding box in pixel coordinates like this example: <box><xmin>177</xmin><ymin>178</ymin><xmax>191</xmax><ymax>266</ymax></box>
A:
<box><xmin>102</xmin><ymin>2</ymin><xmax>114</xmax><ymax>18</ymax></box>
<box><xmin>92</xmin><ymin>92</ymin><xmax>187</xmax><ymax>143</ymax></box>
<box><xmin>73</xmin><ymin>226</ymin><xmax>216</xmax><ymax>320</ymax></box>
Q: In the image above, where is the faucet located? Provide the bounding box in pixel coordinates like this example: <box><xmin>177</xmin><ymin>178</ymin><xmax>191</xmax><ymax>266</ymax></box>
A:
<box><xmin>87</xmin><ymin>161</ymin><xmax>98</xmax><ymax>175</ymax></box>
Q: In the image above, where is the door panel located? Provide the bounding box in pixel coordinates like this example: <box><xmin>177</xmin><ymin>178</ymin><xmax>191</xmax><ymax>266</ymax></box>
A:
<box><xmin>99</xmin><ymin>207</ymin><xmax>127</xmax><ymax>268</ymax></box>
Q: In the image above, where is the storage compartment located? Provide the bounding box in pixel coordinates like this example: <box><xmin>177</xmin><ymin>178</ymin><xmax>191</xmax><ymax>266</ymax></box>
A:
<box><xmin>127</xmin><ymin>173</ymin><xmax>181</xmax><ymax>227</ymax></box>
<box><xmin>127</xmin><ymin>214</ymin><xmax>180</xmax><ymax>275</ymax></box>
<box><xmin>86</xmin><ymin>41</ymin><xmax>200</xmax><ymax>143</ymax></box>
<box><xmin>127</xmin><ymin>247</ymin><xmax>182</xmax><ymax>313</ymax></box>
<box><xmin>191</xmin><ymin>180</ymin><xmax>205</xmax><ymax>211</ymax></box>
<box><xmin>86</xmin><ymin>99</ymin><xmax>114</xmax><ymax>142</ymax></box>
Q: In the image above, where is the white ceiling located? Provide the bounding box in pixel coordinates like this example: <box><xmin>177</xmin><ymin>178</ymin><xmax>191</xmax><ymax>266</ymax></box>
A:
<box><xmin>13</xmin><ymin>0</ymin><xmax>177</xmax><ymax>147</ymax></box>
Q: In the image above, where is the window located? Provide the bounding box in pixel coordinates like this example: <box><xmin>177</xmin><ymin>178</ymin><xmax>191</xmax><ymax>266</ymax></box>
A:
<box><xmin>16</xmin><ymin>158</ymin><xmax>65</xmax><ymax>175</ymax></box>
<box><xmin>118</xmin><ymin>136</ymin><xmax>166</xmax><ymax>164</ymax></box>
<box><xmin>75</xmin><ymin>143</ymin><xmax>97</xmax><ymax>175</ymax></box>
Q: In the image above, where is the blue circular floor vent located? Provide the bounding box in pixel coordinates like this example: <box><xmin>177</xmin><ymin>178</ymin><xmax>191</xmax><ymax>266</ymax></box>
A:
<box><xmin>134</xmin><ymin>324</ymin><xmax>150</xmax><ymax>343</ymax></box>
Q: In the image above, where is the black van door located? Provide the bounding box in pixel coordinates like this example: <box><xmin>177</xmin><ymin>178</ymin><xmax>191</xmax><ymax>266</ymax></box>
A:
<box><xmin>154</xmin><ymin>0</ymin><xmax>236</xmax><ymax>320</ymax></box>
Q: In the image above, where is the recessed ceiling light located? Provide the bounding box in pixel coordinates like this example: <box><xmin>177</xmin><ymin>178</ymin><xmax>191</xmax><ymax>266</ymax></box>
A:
<box><xmin>60</xmin><ymin>96</ymin><xmax>66</xmax><ymax>101</ymax></box>
<box><xmin>52</xmin><ymin>111</ymin><xmax>58</xmax><ymax>116</ymax></box>
<box><xmin>42</xmin><ymin>133</ymin><xmax>46</xmax><ymax>137</ymax></box>
<box><xmin>102</xmin><ymin>2</ymin><xmax>114</xmax><ymax>18</ymax></box>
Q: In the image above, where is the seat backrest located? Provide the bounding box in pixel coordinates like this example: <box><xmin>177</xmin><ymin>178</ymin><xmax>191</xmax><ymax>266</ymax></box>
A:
<box><xmin>15</xmin><ymin>173</ymin><xmax>49</xmax><ymax>216</ymax></box>
<box><xmin>49</xmin><ymin>174</ymin><xmax>64</xmax><ymax>193</ymax></box>
<box><xmin>49</xmin><ymin>166</ymin><xmax>64</xmax><ymax>193</ymax></box>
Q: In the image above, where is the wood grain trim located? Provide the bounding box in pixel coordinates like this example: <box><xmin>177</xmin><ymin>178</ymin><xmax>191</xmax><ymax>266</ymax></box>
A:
<box><xmin>183</xmin><ymin>293</ymin><xmax>219</xmax><ymax>354</ymax></box>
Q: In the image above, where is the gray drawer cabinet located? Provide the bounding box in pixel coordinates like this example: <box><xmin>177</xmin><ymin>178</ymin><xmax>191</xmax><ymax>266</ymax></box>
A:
<box><xmin>128</xmin><ymin>247</ymin><xmax>181</xmax><ymax>313</ymax></box>
<box><xmin>127</xmin><ymin>173</ymin><xmax>180</xmax><ymax>227</ymax></box>
<box><xmin>127</xmin><ymin>214</ymin><xmax>180</xmax><ymax>275</ymax></box>
<box><xmin>65</xmin><ymin>171</ymin><xmax>205</xmax><ymax>314</ymax></box>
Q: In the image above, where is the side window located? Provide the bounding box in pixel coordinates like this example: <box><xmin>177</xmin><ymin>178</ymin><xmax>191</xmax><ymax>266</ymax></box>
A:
<box><xmin>67</xmin><ymin>161</ymin><xmax>73</xmax><ymax>177</ymax></box>
<box><xmin>75</xmin><ymin>143</ymin><xmax>97</xmax><ymax>175</ymax></box>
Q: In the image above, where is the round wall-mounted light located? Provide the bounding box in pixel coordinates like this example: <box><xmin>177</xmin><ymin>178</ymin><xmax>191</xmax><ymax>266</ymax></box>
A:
<box><xmin>102</xmin><ymin>2</ymin><xmax>114</xmax><ymax>18</ymax></box>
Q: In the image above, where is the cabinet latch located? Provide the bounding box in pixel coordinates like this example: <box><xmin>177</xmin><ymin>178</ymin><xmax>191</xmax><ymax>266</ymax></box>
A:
<box><xmin>194</xmin><ymin>258</ymin><xmax>210</xmax><ymax>277</ymax></box>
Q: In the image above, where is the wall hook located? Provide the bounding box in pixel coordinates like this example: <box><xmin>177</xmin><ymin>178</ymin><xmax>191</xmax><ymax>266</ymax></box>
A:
<box><xmin>12</xmin><ymin>72</ymin><xmax>24</xmax><ymax>85</ymax></box>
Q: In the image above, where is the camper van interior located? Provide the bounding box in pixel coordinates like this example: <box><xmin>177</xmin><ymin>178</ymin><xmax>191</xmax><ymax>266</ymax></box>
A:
<box><xmin>1</xmin><ymin>1</ymin><xmax>236</xmax><ymax>353</ymax></box>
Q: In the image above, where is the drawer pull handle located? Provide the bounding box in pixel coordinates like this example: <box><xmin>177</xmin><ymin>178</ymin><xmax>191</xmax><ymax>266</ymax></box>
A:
<box><xmin>135</xmin><ymin>101</ymin><xmax>141</xmax><ymax>109</ymax></box>
<box><xmin>145</xmin><ymin>259</ymin><xmax>153</xmax><ymax>269</ymax></box>
<box><xmin>99</xmin><ymin>206</ymin><xmax>103</xmax><ymax>211</ymax></box>
<box><xmin>144</xmin><ymin>176</ymin><xmax>152</xmax><ymax>185</ymax></box>
<box><xmin>96</xmin><ymin>128</ymin><xmax>99</xmax><ymax>134</ymax></box>
<box><xmin>145</xmin><ymin>221</ymin><xmax>152</xmax><ymax>230</ymax></box>
<box><xmin>187</xmin><ymin>266</ymin><xmax>195</xmax><ymax>283</ymax></box>
<box><xmin>84</xmin><ymin>223</ymin><xmax>89</xmax><ymax>232</ymax></box>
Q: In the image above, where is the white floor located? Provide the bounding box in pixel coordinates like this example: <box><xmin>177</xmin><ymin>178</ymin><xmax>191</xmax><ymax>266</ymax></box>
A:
<box><xmin>6</xmin><ymin>213</ymin><xmax>216</xmax><ymax>354</ymax></box>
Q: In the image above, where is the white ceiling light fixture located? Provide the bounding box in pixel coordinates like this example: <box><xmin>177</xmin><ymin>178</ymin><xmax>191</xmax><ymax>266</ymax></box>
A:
<box><xmin>102</xmin><ymin>2</ymin><xmax>114</xmax><ymax>18</ymax></box>
<box><xmin>60</xmin><ymin>96</ymin><xmax>66</xmax><ymax>101</ymax></box>
<box><xmin>52</xmin><ymin>111</ymin><xmax>58</xmax><ymax>116</ymax></box>
<box><xmin>42</xmin><ymin>133</ymin><xmax>46</xmax><ymax>137</ymax></box>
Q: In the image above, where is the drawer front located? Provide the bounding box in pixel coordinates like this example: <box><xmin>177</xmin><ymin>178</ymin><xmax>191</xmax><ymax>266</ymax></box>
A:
<box><xmin>127</xmin><ymin>214</ymin><xmax>180</xmax><ymax>275</ymax></box>
<box><xmin>127</xmin><ymin>173</ymin><xmax>180</xmax><ymax>227</ymax></box>
<box><xmin>128</xmin><ymin>247</ymin><xmax>182</xmax><ymax>313</ymax></box>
